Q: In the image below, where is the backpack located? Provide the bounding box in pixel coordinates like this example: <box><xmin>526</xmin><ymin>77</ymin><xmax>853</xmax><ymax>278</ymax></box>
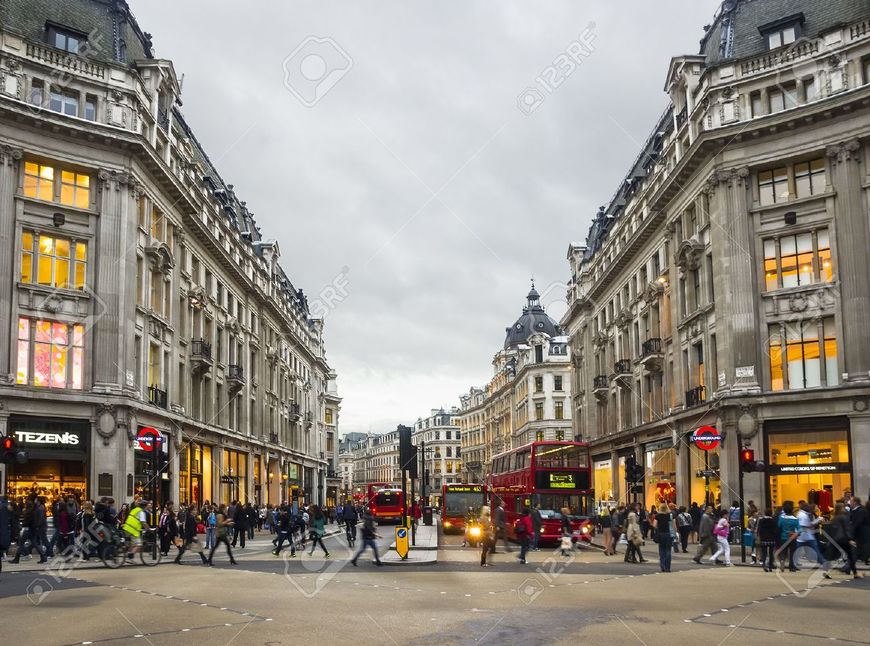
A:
<box><xmin>677</xmin><ymin>512</ymin><xmax>692</xmax><ymax>527</ymax></box>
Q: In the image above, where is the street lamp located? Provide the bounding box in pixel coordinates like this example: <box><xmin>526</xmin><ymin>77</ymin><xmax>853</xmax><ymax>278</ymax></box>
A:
<box><xmin>419</xmin><ymin>441</ymin><xmax>435</xmax><ymax>506</ymax></box>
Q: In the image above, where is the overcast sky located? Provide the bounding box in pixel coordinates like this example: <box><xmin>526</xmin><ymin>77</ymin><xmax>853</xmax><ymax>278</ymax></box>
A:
<box><xmin>133</xmin><ymin>0</ymin><xmax>721</xmax><ymax>435</ymax></box>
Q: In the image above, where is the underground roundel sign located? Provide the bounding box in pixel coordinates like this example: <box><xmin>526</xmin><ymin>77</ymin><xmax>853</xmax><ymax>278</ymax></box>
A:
<box><xmin>691</xmin><ymin>425</ymin><xmax>722</xmax><ymax>451</ymax></box>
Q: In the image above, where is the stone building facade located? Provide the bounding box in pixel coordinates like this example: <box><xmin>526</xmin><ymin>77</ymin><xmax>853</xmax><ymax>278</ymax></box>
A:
<box><xmin>0</xmin><ymin>0</ymin><xmax>340</xmax><ymax>508</ymax></box>
<box><xmin>562</xmin><ymin>0</ymin><xmax>870</xmax><ymax>512</ymax></box>
<box><xmin>458</xmin><ymin>286</ymin><xmax>573</xmax><ymax>482</ymax></box>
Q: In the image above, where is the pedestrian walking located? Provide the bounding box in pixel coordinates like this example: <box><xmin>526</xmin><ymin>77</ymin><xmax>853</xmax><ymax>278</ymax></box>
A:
<box><xmin>654</xmin><ymin>503</ymin><xmax>675</xmax><ymax>572</ymax></box>
<box><xmin>676</xmin><ymin>506</ymin><xmax>692</xmax><ymax>553</ymax></box>
<box><xmin>342</xmin><ymin>502</ymin><xmax>359</xmax><ymax>546</ymax></box>
<box><xmin>710</xmin><ymin>510</ymin><xmax>733</xmax><ymax>566</ymax></box>
<box><xmin>610</xmin><ymin>506</ymin><xmax>624</xmax><ymax>556</ymax></box>
<box><xmin>12</xmin><ymin>497</ymin><xmax>47</xmax><ymax>564</ymax></box>
<box><xmin>158</xmin><ymin>502</ymin><xmax>178</xmax><ymax>556</ymax></box>
<box><xmin>246</xmin><ymin>503</ymin><xmax>257</xmax><ymax>540</ymax></box>
<box><xmin>777</xmin><ymin>500</ymin><xmax>800</xmax><ymax>572</ymax></box>
<box><xmin>272</xmin><ymin>507</ymin><xmax>296</xmax><ymax>557</ymax></box>
<box><xmin>174</xmin><ymin>506</ymin><xmax>208</xmax><ymax>565</ymax></box>
<box><xmin>530</xmin><ymin>504</ymin><xmax>542</xmax><ymax>551</ymax></box>
<box><xmin>796</xmin><ymin>502</ymin><xmax>830</xmax><ymax>577</ymax></box>
<box><xmin>728</xmin><ymin>501</ymin><xmax>741</xmax><ymax>544</ymax></box>
<box><xmin>492</xmin><ymin>500</ymin><xmax>512</xmax><ymax>553</ymax></box>
<box><xmin>829</xmin><ymin>502</ymin><xmax>862</xmax><ymax>579</ymax></box>
<box><xmin>205</xmin><ymin>505</ymin><xmax>217</xmax><ymax>551</ymax></box>
<box><xmin>207</xmin><ymin>505</ymin><xmax>237</xmax><ymax>566</ymax></box>
<box><xmin>307</xmin><ymin>505</ymin><xmax>330</xmax><ymax>557</ymax></box>
<box><xmin>600</xmin><ymin>508</ymin><xmax>614</xmax><ymax>555</ymax></box>
<box><xmin>0</xmin><ymin>496</ymin><xmax>11</xmax><ymax>578</ymax></box>
<box><xmin>479</xmin><ymin>505</ymin><xmax>494</xmax><ymax>567</ymax></box>
<box><xmin>756</xmin><ymin>508</ymin><xmax>778</xmax><ymax>572</ymax></box>
<box><xmin>692</xmin><ymin>506</ymin><xmax>715</xmax><ymax>564</ymax></box>
<box><xmin>624</xmin><ymin>507</ymin><xmax>646</xmax><ymax>564</ymax></box>
<box><xmin>689</xmin><ymin>502</ymin><xmax>701</xmax><ymax>544</ymax></box>
<box><xmin>515</xmin><ymin>508</ymin><xmax>533</xmax><ymax>564</ymax></box>
<box><xmin>848</xmin><ymin>496</ymin><xmax>869</xmax><ymax>566</ymax></box>
<box><xmin>351</xmin><ymin>509</ymin><xmax>383</xmax><ymax>566</ymax></box>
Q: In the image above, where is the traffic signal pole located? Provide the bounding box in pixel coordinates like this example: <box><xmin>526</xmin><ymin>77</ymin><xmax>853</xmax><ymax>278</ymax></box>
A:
<box><xmin>738</xmin><ymin>445</ymin><xmax>746</xmax><ymax>564</ymax></box>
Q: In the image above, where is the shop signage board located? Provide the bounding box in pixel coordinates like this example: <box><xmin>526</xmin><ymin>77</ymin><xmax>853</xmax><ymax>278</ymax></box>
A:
<box><xmin>768</xmin><ymin>462</ymin><xmax>850</xmax><ymax>475</ymax></box>
<box><xmin>14</xmin><ymin>430</ymin><xmax>82</xmax><ymax>446</ymax></box>
<box><xmin>691</xmin><ymin>426</ymin><xmax>722</xmax><ymax>451</ymax></box>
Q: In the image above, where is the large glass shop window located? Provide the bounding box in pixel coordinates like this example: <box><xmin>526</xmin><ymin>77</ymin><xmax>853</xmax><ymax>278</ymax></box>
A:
<box><xmin>768</xmin><ymin>430</ymin><xmax>850</xmax><ymax>515</ymax></box>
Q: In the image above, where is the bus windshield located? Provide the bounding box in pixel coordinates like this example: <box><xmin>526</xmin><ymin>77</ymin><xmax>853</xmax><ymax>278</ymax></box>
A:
<box><xmin>535</xmin><ymin>494</ymin><xmax>593</xmax><ymax>518</ymax></box>
<box><xmin>444</xmin><ymin>491</ymin><xmax>486</xmax><ymax>516</ymax></box>
<box><xmin>534</xmin><ymin>445</ymin><xmax>587</xmax><ymax>469</ymax></box>
<box><xmin>375</xmin><ymin>491</ymin><xmax>401</xmax><ymax>507</ymax></box>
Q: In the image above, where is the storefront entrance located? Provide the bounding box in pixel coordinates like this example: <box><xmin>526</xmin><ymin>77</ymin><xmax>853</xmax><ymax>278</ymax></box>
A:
<box><xmin>593</xmin><ymin>456</ymin><xmax>613</xmax><ymax>506</ymax></box>
<box><xmin>644</xmin><ymin>439</ymin><xmax>676</xmax><ymax>511</ymax></box>
<box><xmin>765</xmin><ymin>418</ymin><xmax>852</xmax><ymax>514</ymax></box>
<box><xmin>5</xmin><ymin>416</ymin><xmax>89</xmax><ymax>503</ymax></box>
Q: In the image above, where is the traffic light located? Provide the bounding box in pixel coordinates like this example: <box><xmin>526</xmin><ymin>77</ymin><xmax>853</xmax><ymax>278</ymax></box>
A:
<box><xmin>740</xmin><ymin>447</ymin><xmax>765</xmax><ymax>472</ymax></box>
<box><xmin>625</xmin><ymin>455</ymin><xmax>644</xmax><ymax>483</ymax></box>
<box><xmin>1</xmin><ymin>435</ymin><xmax>27</xmax><ymax>464</ymax></box>
<box><xmin>157</xmin><ymin>449</ymin><xmax>169</xmax><ymax>475</ymax></box>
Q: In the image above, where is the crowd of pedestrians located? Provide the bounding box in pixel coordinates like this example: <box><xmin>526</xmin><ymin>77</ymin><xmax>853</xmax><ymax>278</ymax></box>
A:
<box><xmin>596</xmin><ymin>495</ymin><xmax>869</xmax><ymax>575</ymax></box>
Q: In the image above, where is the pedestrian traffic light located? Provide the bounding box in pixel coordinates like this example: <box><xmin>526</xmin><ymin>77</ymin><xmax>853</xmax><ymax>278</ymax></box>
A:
<box><xmin>1</xmin><ymin>435</ymin><xmax>26</xmax><ymax>464</ymax></box>
<box><xmin>157</xmin><ymin>449</ymin><xmax>169</xmax><ymax>475</ymax></box>
<box><xmin>625</xmin><ymin>454</ymin><xmax>644</xmax><ymax>483</ymax></box>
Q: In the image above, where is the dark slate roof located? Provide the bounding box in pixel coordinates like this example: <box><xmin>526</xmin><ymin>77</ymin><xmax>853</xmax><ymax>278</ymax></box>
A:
<box><xmin>699</xmin><ymin>0</ymin><xmax>870</xmax><ymax>65</ymax></box>
<box><xmin>503</xmin><ymin>285</ymin><xmax>562</xmax><ymax>349</ymax></box>
<box><xmin>1</xmin><ymin>0</ymin><xmax>152</xmax><ymax>64</ymax></box>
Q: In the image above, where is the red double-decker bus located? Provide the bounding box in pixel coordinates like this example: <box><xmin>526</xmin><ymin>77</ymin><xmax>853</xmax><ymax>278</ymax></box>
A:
<box><xmin>366</xmin><ymin>483</ymin><xmax>404</xmax><ymax>524</ymax></box>
<box><xmin>486</xmin><ymin>441</ymin><xmax>595</xmax><ymax>545</ymax></box>
<box><xmin>440</xmin><ymin>483</ymin><xmax>487</xmax><ymax>534</ymax></box>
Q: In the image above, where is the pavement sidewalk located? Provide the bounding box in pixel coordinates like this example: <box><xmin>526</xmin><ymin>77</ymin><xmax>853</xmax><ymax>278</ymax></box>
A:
<box><xmin>382</xmin><ymin>524</ymin><xmax>438</xmax><ymax>565</ymax></box>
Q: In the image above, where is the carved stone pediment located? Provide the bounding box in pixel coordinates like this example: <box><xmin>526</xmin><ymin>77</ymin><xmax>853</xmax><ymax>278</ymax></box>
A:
<box><xmin>592</xmin><ymin>330</ymin><xmax>608</xmax><ymax>349</ymax></box>
<box><xmin>615</xmin><ymin>308</ymin><xmax>633</xmax><ymax>330</ymax></box>
<box><xmin>144</xmin><ymin>240</ymin><xmax>174</xmax><ymax>274</ymax></box>
<box><xmin>675</xmin><ymin>236</ymin><xmax>704</xmax><ymax>275</ymax></box>
<box><xmin>643</xmin><ymin>281</ymin><xmax>664</xmax><ymax>305</ymax></box>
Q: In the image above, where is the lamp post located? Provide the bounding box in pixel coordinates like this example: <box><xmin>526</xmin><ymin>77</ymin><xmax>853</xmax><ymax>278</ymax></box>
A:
<box><xmin>419</xmin><ymin>441</ymin><xmax>435</xmax><ymax>506</ymax></box>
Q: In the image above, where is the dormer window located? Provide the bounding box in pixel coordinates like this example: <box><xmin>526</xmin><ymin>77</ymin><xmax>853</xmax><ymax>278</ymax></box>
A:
<box><xmin>759</xmin><ymin>14</ymin><xmax>804</xmax><ymax>51</ymax></box>
<box><xmin>46</xmin><ymin>24</ymin><xmax>87</xmax><ymax>55</ymax></box>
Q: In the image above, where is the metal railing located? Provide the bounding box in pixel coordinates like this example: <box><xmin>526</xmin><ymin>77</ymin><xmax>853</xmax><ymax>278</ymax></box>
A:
<box><xmin>593</xmin><ymin>375</ymin><xmax>609</xmax><ymax>389</ymax></box>
<box><xmin>148</xmin><ymin>385</ymin><xmax>167</xmax><ymax>409</ymax></box>
<box><xmin>228</xmin><ymin>364</ymin><xmax>244</xmax><ymax>381</ymax></box>
<box><xmin>641</xmin><ymin>338</ymin><xmax>662</xmax><ymax>357</ymax></box>
<box><xmin>614</xmin><ymin>359</ymin><xmax>632</xmax><ymax>374</ymax></box>
<box><xmin>686</xmin><ymin>385</ymin><xmax>706</xmax><ymax>407</ymax></box>
<box><xmin>191</xmin><ymin>339</ymin><xmax>212</xmax><ymax>360</ymax></box>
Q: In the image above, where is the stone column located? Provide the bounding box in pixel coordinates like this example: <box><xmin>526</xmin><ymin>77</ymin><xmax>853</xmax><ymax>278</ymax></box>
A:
<box><xmin>827</xmin><ymin>140</ymin><xmax>870</xmax><ymax>383</ymax></box>
<box><xmin>849</xmin><ymin>414</ymin><xmax>870</xmax><ymax>504</ymax></box>
<box><xmin>706</xmin><ymin>167</ymin><xmax>760</xmax><ymax>391</ymax></box>
<box><xmin>92</xmin><ymin>169</ymin><xmax>130</xmax><ymax>394</ymax></box>
<box><xmin>0</xmin><ymin>146</ymin><xmax>22</xmax><ymax>384</ymax></box>
<box><xmin>610</xmin><ymin>449</ymin><xmax>620</xmax><ymax>503</ymax></box>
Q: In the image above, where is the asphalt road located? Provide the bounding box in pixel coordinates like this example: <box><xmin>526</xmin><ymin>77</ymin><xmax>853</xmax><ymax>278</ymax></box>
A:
<box><xmin>1</xmin><ymin>525</ymin><xmax>867</xmax><ymax>645</ymax></box>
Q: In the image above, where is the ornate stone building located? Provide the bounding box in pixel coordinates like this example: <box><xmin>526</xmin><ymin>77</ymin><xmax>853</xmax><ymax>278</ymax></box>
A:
<box><xmin>562</xmin><ymin>0</ymin><xmax>870</xmax><ymax>511</ymax></box>
<box><xmin>0</xmin><ymin>0</ymin><xmax>340</xmax><ymax>508</ymax></box>
<box><xmin>458</xmin><ymin>286</ymin><xmax>573</xmax><ymax>482</ymax></box>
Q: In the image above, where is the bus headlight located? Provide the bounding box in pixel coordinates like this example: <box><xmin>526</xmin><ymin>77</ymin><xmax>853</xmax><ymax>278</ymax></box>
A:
<box><xmin>581</xmin><ymin>526</ymin><xmax>590</xmax><ymax>534</ymax></box>
<box><xmin>443</xmin><ymin>521</ymin><xmax>451</xmax><ymax>528</ymax></box>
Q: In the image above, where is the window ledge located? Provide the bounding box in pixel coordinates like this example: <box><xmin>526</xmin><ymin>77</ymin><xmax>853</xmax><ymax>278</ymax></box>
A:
<box><xmin>751</xmin><ymin>190</ymin><xmax>835</xmax><ymax>215</ymax></box>
<box><xmin>19</xmin><ymin>194</ymin><xmax>97</xmax><ymax>215</ymax></box>
<box><xmin>760</xmin><ymin>281</ymin><xmax>837</xmax><ymax>300</ymax></box>
<box><xmin>18</xmin><ymin>282</ymin><xmax>90</xmax><ymax>300</ymax></box>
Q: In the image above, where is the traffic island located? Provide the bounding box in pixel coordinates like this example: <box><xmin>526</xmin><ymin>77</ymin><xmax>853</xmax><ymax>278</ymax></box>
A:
<box><xmin>382</xmin><ymin>524</ymin><xmax>438</xmax><ymax>565</ymax></box>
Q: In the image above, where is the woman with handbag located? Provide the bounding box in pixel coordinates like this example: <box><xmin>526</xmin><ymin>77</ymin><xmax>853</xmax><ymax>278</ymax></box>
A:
<box><xmin>624</xmin><ymin>507</ymin><xmax>646</xmax><ymax>564</ymax></box>
<box><xmin>207</xmin><ymin>505</ymin><xmax>237</xmax><ymax>566</ymax></box>
<box><xmin>307</xmin><ymin>505</ymin><xmax>330</xmax><ymax>558</ymax></box>
<box><xmin>709</xmin><ymin>510</ymin><xmax>732</xmax><ymax>566</ymax></box>
<box><xmin>175</xmin><ymin>506</ymin><xmax>208</xmax><ymax>565</ymax></box>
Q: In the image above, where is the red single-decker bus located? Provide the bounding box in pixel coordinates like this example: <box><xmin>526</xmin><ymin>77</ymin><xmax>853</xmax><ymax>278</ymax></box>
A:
<box><xmin>440</xmin><ymin>483</ymin><xmax>487</xmax><ymax>533</ymax></box>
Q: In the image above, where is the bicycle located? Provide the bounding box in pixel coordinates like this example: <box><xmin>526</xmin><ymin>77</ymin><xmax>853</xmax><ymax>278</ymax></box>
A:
<box><xmin>345</xmin><ymin>520</ymin><xmax>357</xmax><ymax>547</ymax></box>
<box><xmin>99</xmin><ymin>528</ymin><xmax>162</xmax><ymax>568</ymax></box>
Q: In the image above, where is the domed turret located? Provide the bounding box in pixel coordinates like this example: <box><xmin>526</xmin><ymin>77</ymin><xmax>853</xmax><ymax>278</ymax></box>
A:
<box><xmin>503</xmin><ymin>282</ymin><xmax>561</xmax><ymax>349</ymax></box>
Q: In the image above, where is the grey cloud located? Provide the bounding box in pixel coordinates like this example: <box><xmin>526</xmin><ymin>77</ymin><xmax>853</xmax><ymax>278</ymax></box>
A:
<box><xmin>133</xmin><ymin>0</ymin><xmax>721</xmax><ymax>433</ymax></box>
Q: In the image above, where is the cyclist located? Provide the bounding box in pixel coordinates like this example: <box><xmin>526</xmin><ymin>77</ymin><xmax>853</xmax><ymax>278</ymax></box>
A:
<box><xmin>121</xmin><ymin>499</ymin><xmax>152</xmax><ymax>558</ymax></box>
<box><xmin>342</xmin><ymin>502</ymin><xmax>359</xmax><ymax>546</ymax></box>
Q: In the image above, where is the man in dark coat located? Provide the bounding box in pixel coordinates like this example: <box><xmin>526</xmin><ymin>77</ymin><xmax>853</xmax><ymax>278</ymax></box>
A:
<box><xmin>692</xmin><ymin>505</ymin><xmax>716</xmax><ymax>563</ymax></box>
<box><xmin>232</xmin><ymin>503</ymin><xmax>248</xmax><ymax>548</ymax></box>
<box><xmin>0</xmin><ymin>496</ymin><xmax>11</xmax><ymax>577</ymax></box>
<box><xmin>850</xmin><ymin>496</ymin><xmax>869</xmax><ymax>565</ymax></box>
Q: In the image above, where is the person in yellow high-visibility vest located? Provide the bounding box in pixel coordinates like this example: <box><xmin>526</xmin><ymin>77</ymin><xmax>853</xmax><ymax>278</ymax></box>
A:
<box><xmin>121</xmin><ymin>500</ymin><xmax>152</xmax><ymax>556</ymax></box>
